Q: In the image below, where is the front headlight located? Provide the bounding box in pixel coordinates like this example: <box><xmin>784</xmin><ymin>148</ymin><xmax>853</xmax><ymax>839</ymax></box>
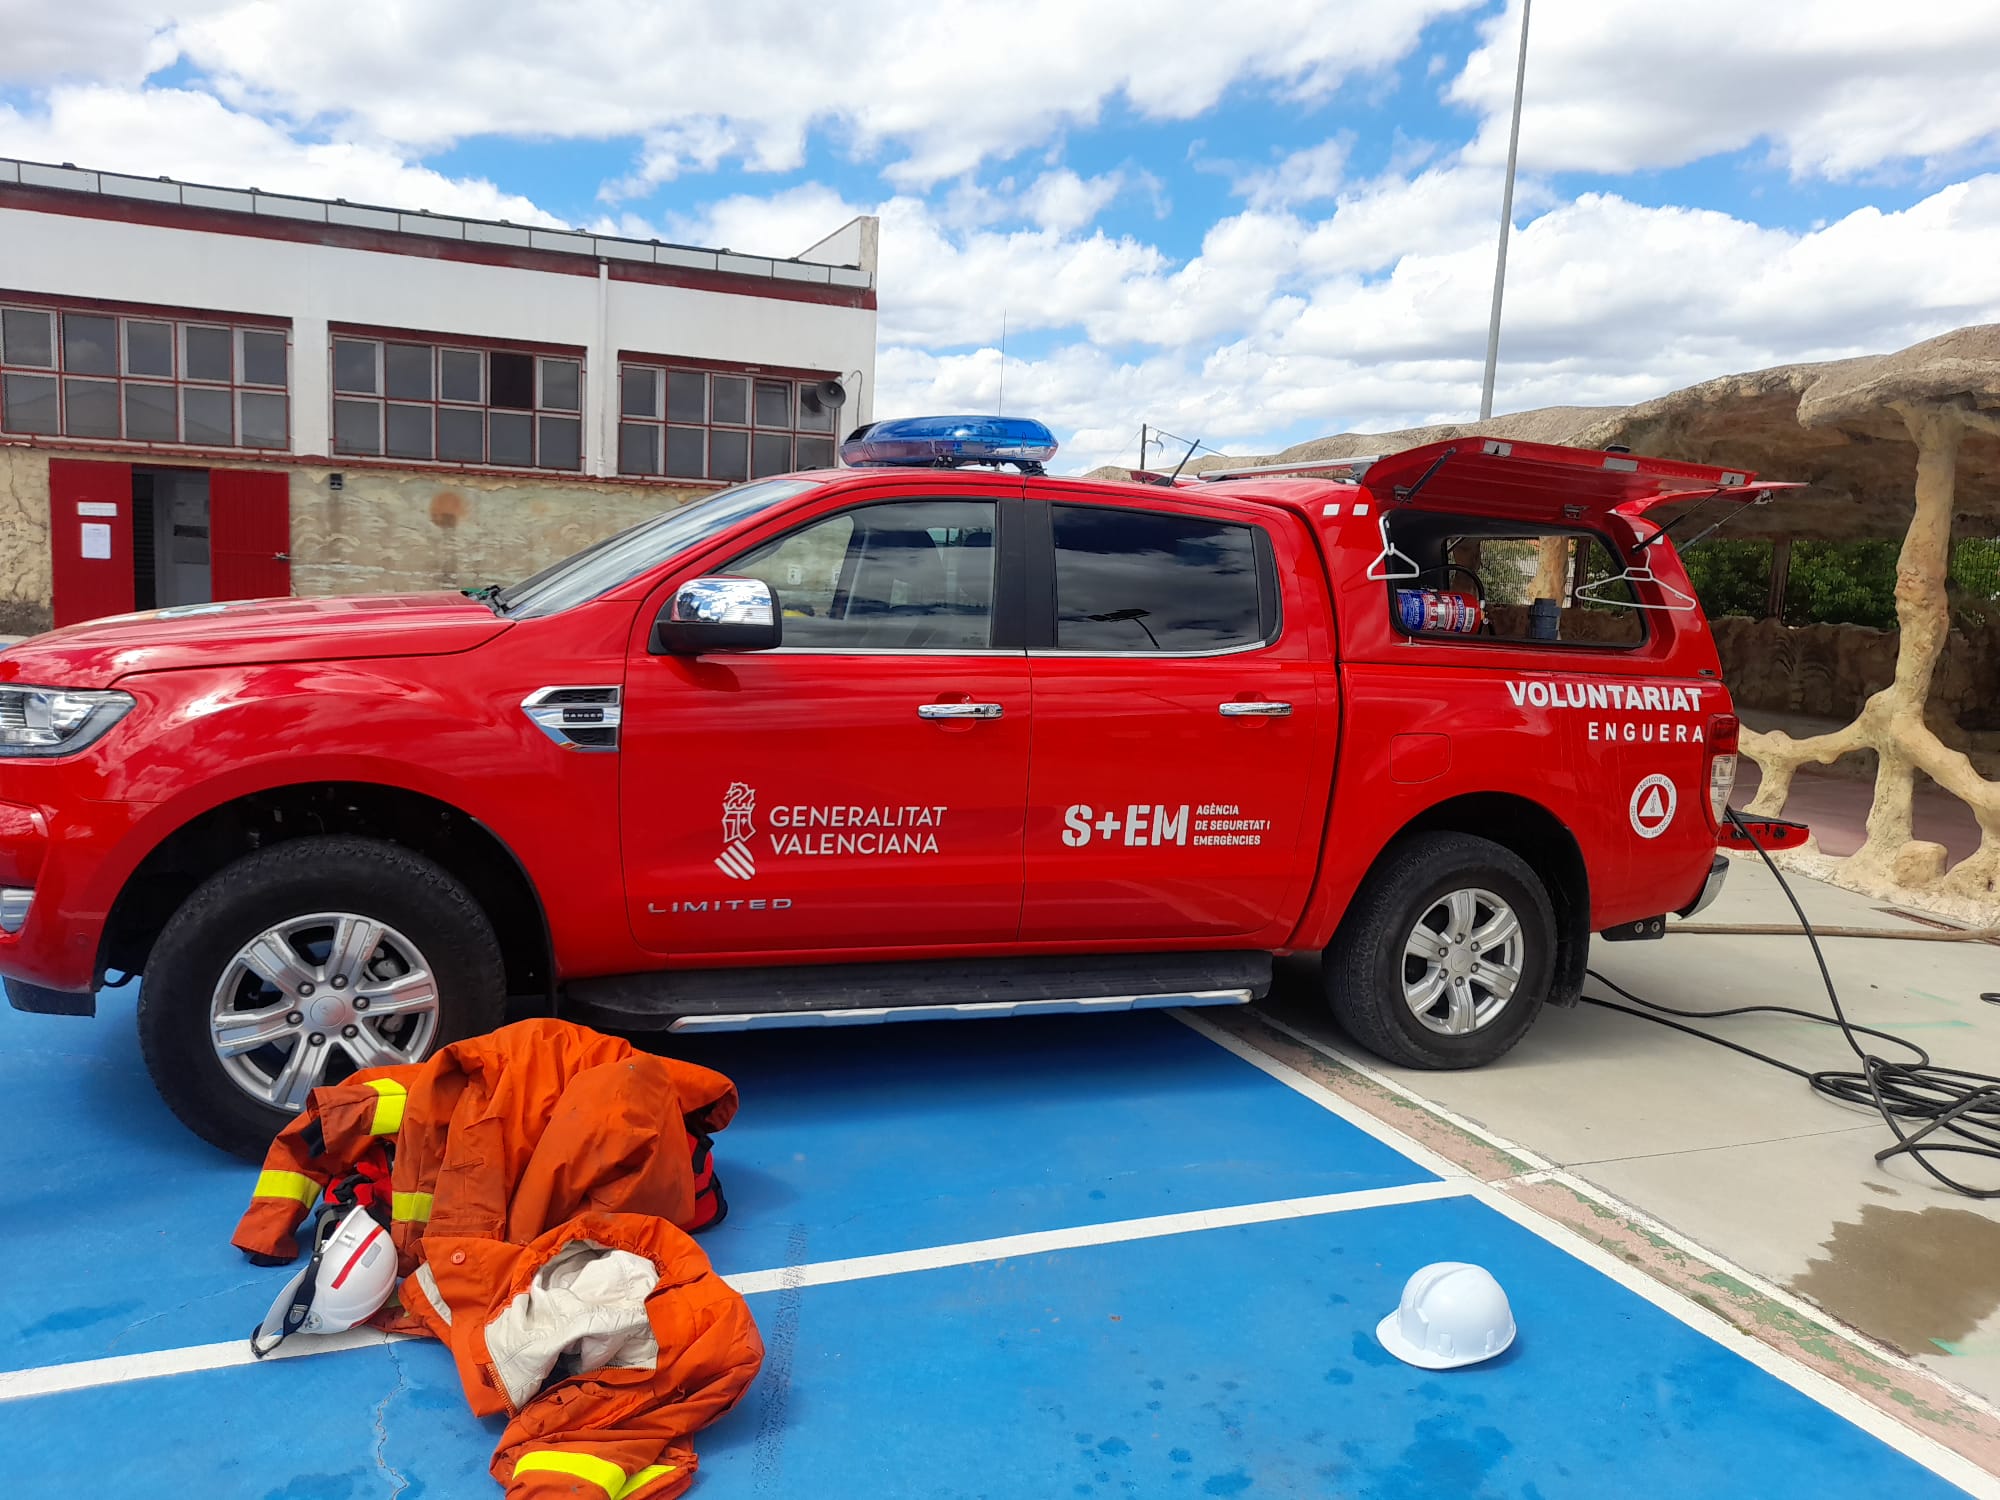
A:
<box><xmin>0</xmin><ymin>686</ymin><xmax>135</xmax><ymax>756</ymax></box>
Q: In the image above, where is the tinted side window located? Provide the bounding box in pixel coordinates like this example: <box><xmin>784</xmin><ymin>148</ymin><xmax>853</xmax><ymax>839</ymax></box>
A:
<box><xmin>1052</xmin><ymin>505</ymin><xmax>1264</xmax><ymax>652</ymax></box>
<box><xmin>729</xmin><ymin>499</ymin><xmax>996</xmax><ymax>650</ymax></box>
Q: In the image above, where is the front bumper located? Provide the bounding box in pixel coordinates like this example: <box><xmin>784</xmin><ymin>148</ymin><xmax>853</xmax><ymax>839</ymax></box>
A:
<box><xmin>1678</xmin><ymin>854</ymin><xmax>1729</xmax><ymax>918</ymax></box>
<box><xmin>0</xmin><ymin>790</ymin><xmax>131</xmax><ymax>998</ymax></box>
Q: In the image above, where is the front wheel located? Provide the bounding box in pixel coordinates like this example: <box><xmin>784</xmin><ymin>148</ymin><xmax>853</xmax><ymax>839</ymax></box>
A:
<box><xmin>137</xmin><ymin>836</ymin><xmax>506</xmax><ymax>1159</ymax></box>
<box><xmin>1325</xmin><ymin>831</ymin><xmax>1556</xmax><ymax>1070</ymax></box>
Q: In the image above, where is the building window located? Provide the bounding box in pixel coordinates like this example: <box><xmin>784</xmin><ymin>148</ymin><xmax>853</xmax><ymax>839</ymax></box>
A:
<box><xmin>331</xmin><ymin>336</ymin><xmax>583</xmax><ymax>471</ymax></box>
<box><xmin>616</xmin><ymin>363</ymin><xmax>839</xmax><ymax>481</ymax></box>
<box><xmin>0</xmin><ymin>302</ymin><xmax>289</xmax><ymax>449</ymax></box>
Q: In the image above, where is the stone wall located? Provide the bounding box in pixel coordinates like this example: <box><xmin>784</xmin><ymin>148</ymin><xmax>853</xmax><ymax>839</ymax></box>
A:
<box><xmin>284</xmin><ymin>464</ymin><xmax>709</xmax><ymax>598</ymax></box>
<box><xmin>0</xmin><ymin>448</ymin><xmax>53</xmax><ymax>635</ymax></box>
<box><xmin>1711</xmin><ymin>615</ymin><xmax>1999</xmax><ymax>730</ymax></box>
<box><xmin>0</xmin><ymin>444</ymin><xmax>712</xmax><ymax>625</ymax></box>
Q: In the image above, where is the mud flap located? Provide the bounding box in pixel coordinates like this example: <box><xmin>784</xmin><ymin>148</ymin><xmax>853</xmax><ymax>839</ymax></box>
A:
<box><xmin>4</xmin><ymin>977</ymin><xmax>94</xmax><ymax>1016</ymax></box>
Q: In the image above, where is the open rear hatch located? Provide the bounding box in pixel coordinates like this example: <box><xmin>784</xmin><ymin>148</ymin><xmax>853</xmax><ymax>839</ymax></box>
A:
<box><xmin>1354</xmin><ymin>437</ymin><xmax>1801</xmax><ymax>524</ymax></box>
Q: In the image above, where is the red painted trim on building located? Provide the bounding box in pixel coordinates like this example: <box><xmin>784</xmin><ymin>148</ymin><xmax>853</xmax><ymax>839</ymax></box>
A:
<box><xmin>0</xmin><ymin>285</ymin><xmax>291</xmax><ymax>327</ymax></box>
<box><xmin>328</xmin><ymin>322</ymin><xmax>587</xmax><ymax>357</ymax></box>
<box><xmin>615</xmin><ymin>350</ymin><xmax>843</xmax><ymax>382</ymax></box>
<box><xmin>0</xmin><ymin>184</ymin><xmax>875</xmax><ymax>311</ymax></box>
<box><xmin>604</xmin><ymin>260</ymin><xmax>876</xmax><ymax>311</ymax></box>
<box><xmin>0</xmin><ymin>432</ymin><xmax>735</xmax><ymax>490</ymax></box>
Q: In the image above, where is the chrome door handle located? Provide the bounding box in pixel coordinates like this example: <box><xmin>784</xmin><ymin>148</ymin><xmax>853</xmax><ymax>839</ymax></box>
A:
<box><xmin>919</xmin><ymin>702</ymin><xmax>1003</xmax><ymax>720</ymax></box>
<box><xmin>1219</xmin><ymin>701</ymin><xmax>1292</xmax><ymax>717</ymax></box>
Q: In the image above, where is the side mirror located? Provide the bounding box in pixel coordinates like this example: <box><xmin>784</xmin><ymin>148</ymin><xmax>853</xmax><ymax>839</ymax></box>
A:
<box><xmin>652</xmin><ymin>577</ymin><xmax>782</xmax><ymax>655</ymax></box>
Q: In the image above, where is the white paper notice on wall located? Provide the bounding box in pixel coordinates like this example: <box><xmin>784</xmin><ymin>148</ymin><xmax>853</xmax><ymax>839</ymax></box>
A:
<box><xmin>80</xmin><ymin>523</ymin><xmax>112</xmax><ymax>560</ymax></box>
<box><xmin>77</xmin><ymin>502</ymin><xmax>119</xmax><ymax>518</ymax></box>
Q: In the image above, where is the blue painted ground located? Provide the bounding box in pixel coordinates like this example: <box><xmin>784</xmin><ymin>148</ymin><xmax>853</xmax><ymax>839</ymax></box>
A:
<box><xmin>0</xmin><ymin>991</ymin><xmax>1429</xmax><ymax>1370</ymax></box>
<box><xmin>5</xmin><ymin>1204</ymin><xmax>1968</xmax><ymax>1499</ymax></box>
<box><xmin>699</xmin><ymin>1197</ymin><xmax>1970</xmax><ymax>1500</ymax></box>
<box><xmin>0</xmin><ymin>986</ymin><xmax>1977</xmax><ymax>1497</ymax></box>
<box><xmin>668</xmin><ymin>1017</ymin><xmax>1434</xmax><ymax>1276</ymax></box>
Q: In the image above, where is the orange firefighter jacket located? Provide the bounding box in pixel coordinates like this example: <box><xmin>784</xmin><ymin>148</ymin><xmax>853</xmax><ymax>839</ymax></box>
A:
<box><xmin>233</xmin><ymin>1020</ymin><xmax>763</xmax><ymax>1500</ymax></box>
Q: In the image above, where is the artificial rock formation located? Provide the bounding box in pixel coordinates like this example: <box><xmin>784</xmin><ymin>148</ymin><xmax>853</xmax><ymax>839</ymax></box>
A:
<box><xmin>1737</xmin><ymin>342</ymin><xmax>2000</xmax><ymax>905</ymax></box>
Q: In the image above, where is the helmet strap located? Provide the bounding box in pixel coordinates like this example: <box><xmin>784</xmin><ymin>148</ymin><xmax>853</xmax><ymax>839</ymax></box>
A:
<box><xmin>248</xmin><ymin>1203</ymin><xmax>343</xmax><ymax>1359</ymax></box>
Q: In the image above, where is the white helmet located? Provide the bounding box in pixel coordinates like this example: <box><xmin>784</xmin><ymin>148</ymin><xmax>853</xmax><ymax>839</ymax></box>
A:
<box><xmin>251</xmin><ymin>1206</ymin><xmax>398</xmax><ymax>1357</ymax></box>
<box><xmin>1376</xmin><ymin>1262</ymin><xmax>1516</xmax><ymax>1370</ymax></box>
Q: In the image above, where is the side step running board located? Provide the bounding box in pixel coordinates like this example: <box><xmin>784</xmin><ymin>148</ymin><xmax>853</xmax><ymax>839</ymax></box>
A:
<box><xmin>563</xmin><ymin>951</ymin><xmax>1271</xmax><ymax>1034</ymax></box>
<box><xmin>668</xmin><ymin>990</ymin><xmax>1250</xmax><ymax>1033</ymax></box>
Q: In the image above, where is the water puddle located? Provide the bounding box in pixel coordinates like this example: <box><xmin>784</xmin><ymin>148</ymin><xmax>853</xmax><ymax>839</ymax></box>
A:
<box><xmin>1792</xmin><ymin>1204</ymin><xmax>2000</xmax><ymax>1354</ymax></box>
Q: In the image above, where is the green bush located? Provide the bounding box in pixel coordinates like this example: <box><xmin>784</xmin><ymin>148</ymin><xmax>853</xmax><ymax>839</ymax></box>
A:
<box><xmin>1784</xmin><ymin>541</ymin><xmax>1901</xmax><ymax>630</ymax></box>
<box><xmin>1681</xmin><ymin>539</ymin><xmax>1770</xmax><ymax>619</ymax></box>
<box><xmin>1680</xmin><ymin>533</ymin><xmax>2000</xmax><ymax>631</ymax></box>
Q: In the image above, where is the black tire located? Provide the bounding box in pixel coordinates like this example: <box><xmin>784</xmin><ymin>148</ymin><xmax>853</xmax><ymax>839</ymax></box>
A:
<box><xmin>137</xmin><ymin>836</ymin><xmax>505</xmax><ymax>1159</ymax></box>
<box><xmin>1325</xmin><ymin>831</ymin><xmax>1556</xmax><ymax>1070</ymax></box>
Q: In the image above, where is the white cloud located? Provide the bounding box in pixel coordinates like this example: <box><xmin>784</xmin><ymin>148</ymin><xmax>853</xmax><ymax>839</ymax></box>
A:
<box><xmin>0</xmin><ymin>85</ymin><xmax>564</xmax><ymax>223</ymax></box>
<box><xmin>142</xmin><ymin>0</ymin><xmax>1478</xmax><ymax>185</ymax></box>
<box><xmin>1234</xmin><ymin>137</ymin><xmax>1353</xmax><ymax>210</ymax></box>
<box><xmin>598</xmin><ymin>118</ymin><xmax>742</xmax><ymax>201</ymax></box>
<box><xmin>0</xmin><ymin>2</ymin><xmax>227</xmax><ymax>85</ymax></box>
<box><xmin>1020</xmin><ymin>169</ymin><xmax>1123</xmax><ymax>232</ymax></box>
<box><xmin>1450</xmin><ymin>0</ymin><xmax>2000</xmax><ymax>179</ymax></box>
<box><xmin>870</xmin><ymin>168</ymin><xmax>2000</xmax><ymax>473</ymax></box>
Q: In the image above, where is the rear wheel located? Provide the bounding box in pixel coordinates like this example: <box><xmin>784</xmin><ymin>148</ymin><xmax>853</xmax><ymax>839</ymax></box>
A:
<box><xmin>138</xmin><ymin>836</ymin><xmax>505</xmax><ymax>1159</ymax></box>
<box><xmin>1326</xmin><ymin>831</ymin><xmax>1555</xmax><ymax>1070</ymax></box>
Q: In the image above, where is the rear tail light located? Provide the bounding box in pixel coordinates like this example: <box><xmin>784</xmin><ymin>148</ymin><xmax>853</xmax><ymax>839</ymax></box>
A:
<box><xmin>1707</xmin><ymin>713</ymin><xmax>1739</xmax><ymax>826</ymax></box>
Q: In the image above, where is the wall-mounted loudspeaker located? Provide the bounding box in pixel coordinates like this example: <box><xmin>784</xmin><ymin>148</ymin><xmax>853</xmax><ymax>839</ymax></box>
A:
<box><xmin>801</xmin><ymin>379</ymin><xmax>847</xmax><ymax>414</ymax></box>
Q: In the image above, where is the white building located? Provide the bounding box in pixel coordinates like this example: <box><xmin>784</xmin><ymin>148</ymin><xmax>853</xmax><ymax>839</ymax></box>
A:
<box><xmin>0</xmin><ymin>156</ymin><xmax>878</xmax><ymax>631</ymax></box>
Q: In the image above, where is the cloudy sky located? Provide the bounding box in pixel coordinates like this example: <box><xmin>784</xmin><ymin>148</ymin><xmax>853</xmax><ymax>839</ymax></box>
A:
<box><xmin>4</xmin><ymin>1</ymin><xmax>2000</xmax><ymax>472</ymax></box>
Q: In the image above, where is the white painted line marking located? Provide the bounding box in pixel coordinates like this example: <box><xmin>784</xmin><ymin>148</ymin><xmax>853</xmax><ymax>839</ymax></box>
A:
<box><xmin>723</xmin><ymin>1179</ymin><xmax>1467</xmax><ymax>1298</ymax></box>
<box><xmin>0</xmin><ymin>1180</ymin><xmax>1470</xmax><ymax>1403</ymax></box>
<box><xmin>1246</xmin><ymin>1009</ymin><xmax>1565</xmax><ymax>1170</ymax></box>
<box><xmin>1175</xmin><ymin>1010</ymin><xmax>2000</xmax><ymax>1497</ymax></box>
<box><xmin>1174</xmin><ymin>1009</ymin><xmax>1469</xmax><ymax>1182</ymax></box>
<box><xmin>0</xmin><ymin>1326</ymin><xmax>402</xmax><ymax>1403</ymax></box>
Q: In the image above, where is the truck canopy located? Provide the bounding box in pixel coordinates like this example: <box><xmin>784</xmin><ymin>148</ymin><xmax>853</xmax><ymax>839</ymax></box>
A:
<box><xmin>1350</xmin><ymin>437</ymin><xmax>1799</xmax><ymax>524</ymax></box>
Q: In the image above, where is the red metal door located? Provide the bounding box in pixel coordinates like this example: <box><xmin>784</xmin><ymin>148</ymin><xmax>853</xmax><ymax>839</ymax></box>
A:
<box><xmin>1017</xmin><ymin>486</ymin><xmax>1337</xmax><ymax>947</ymax></box>
<box><xmin>620</xmin><ymin>494</ymin><xmax>1031</xmax><ymax>958</ymax></box>
<box><xmin>48</xmin><ymin>458</ymin><xmax>135</xmax><ymax>628</ymax></box>
<box><xmin>209</xmin><ymin>469</ymin><xmax>292</xmax><ymax>602</ymax></box>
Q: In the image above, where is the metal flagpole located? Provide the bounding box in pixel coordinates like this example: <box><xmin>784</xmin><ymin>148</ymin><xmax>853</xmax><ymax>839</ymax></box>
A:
<box><xmin>1479</xmin><ymin>0</ymin><xmax>1532</xmax><ymax>422</ymax></box>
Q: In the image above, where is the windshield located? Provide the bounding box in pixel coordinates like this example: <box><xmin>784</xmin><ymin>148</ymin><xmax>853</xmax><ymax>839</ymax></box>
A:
<box><xmin>497</xmin><ymin>478</ymin><xmax>817</xmax><ymax>619</ymax></box>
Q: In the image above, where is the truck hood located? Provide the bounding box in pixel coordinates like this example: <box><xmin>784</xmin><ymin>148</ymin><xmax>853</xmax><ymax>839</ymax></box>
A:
<box><xmin>0</xmin><ymin>593</ymin><xmax>510</xmax><ymax>688</ymax></box>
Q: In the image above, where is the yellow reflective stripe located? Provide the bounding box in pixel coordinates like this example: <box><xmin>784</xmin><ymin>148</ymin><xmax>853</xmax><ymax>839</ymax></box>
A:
<box><xmin>615</xmin><ymin>1465</ymin><xmax>679</xmax><ymax>1498</ymax></box>
<box><xmin>509</xmin><ymin>1453</ymin><xmax>679</xmax><ymax>1496</ymax></box>
<box><xmin>365</xmin><ymin>1078</ymin><xmax>407</xmax><ymax>1135</ymax></box>
<box><xmin>391</xmin><ymin>1191</ymin><xmax>432</xmax><ymax>1223</ymax></box>
<box><xmin>512</xmin><ymin>1452</ymin><xmax>626</xmax><ymax>1494</ymax></box>
<box><xmin>251</xmin><ymin>1170</ymin><xmax>320</xmax><ymax>1206</ymax></box>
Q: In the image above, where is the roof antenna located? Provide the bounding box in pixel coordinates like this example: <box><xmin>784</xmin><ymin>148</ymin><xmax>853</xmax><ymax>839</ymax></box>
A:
<box><xmin>1167</xmin><ymin>435</ymin><xmax>1201</xmax><ymax>483</ymax></box>
<box><xmin>997</xmin><ymin>309</ymin><xmax>1007</xmax><ymax>416</ymax></box>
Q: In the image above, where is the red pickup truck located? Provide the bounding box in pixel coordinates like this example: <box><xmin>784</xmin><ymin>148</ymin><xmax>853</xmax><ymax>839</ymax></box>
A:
<box><xmin>0</xmin><ymin>429</ymin><xmax>1773</xmax><ymax>1157</ymax></box>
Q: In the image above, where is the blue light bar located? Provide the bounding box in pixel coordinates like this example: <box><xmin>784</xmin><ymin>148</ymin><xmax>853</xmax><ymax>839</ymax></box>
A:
<box><xmin>841</xmin><ymin>415</ymin><xmax>1058</xmax><ymax>470</ymax></box>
